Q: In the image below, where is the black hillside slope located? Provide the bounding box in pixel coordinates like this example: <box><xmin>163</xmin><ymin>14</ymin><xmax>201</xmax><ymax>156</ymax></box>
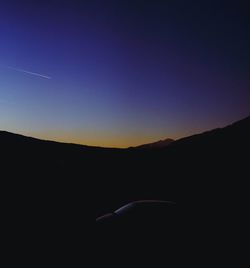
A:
<box><xmin>1</xmin><ymin>116</ymin><xmax>250</xmax><ymax>260</ymax></box>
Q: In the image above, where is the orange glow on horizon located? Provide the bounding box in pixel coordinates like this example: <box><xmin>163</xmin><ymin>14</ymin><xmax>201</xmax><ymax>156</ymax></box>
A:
<box><xmin>13</xmin><ymin>129</ymin><xmax>181</xmax><ymax>148</ymax></box>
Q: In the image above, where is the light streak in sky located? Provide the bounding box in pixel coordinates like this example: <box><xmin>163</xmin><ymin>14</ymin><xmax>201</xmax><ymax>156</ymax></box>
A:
<box><xmin>6</xmin><ymin>66</ymin><xmax>51</xmax><ymax>79</ymax></box>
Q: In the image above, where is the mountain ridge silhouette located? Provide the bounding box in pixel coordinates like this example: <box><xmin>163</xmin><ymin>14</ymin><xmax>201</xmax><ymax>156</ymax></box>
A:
<box><xmin>1</xmin><ymin>116</ymin><xmax>249</xmax><ymax>216</ymax></box>
<box><xmin>129</xmin><ymin>138</ymin><xmax>174</xmax><ymax>149</ymax></box>
<box><xmin>1</xmin><ymin>115</ymin><xmax>249</xmax><ymax>150</ymax></box>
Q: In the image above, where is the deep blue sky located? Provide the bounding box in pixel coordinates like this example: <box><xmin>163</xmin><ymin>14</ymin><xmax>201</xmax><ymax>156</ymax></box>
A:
<box><xmin>0</xmin><ymin>0</ymin><xmax>249</xmax><ymax>147</ymax></box>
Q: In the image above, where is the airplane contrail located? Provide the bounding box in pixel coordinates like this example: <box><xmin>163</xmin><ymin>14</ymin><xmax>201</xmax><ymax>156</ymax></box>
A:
<box><xmin>6</xmin><ymin>66</ymin><xmax>51</xmax><ymax>79</ymax></box>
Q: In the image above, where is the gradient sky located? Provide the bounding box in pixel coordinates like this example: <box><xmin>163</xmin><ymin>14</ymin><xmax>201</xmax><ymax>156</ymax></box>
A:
<box><xmin>0</xmin><ymin>0</ymin><xmax>249</xmax><ymax>147</ymax></box>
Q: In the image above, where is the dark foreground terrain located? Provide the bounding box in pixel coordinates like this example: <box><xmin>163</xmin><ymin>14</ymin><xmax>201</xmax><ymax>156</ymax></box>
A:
<box><xmin>1</xmin><ymin>116</ymin><xmax>249</xmax><ymax>265</ymax></box>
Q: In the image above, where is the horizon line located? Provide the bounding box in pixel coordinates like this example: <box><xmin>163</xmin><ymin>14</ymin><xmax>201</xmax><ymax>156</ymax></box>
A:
<box><xmin>1</xmin><ymin>115</ymin><xmax>249</xmax><ymax>149</ymax></box>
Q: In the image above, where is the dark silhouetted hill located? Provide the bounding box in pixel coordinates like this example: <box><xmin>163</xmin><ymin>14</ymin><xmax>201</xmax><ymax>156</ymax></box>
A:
<box><xmin>96</xmin><ymin>116</ymin><xmax>250</xmax><ymax>263</ymax></box>
<box><xmin>1</xmin><ymin>116</ymin><xmax>250</xmax><ymax>215</ymax></box>
<box><xmin>1</xmin><ymin>116</ymin><xmax>250</xmax><ymax>261</ymax></box>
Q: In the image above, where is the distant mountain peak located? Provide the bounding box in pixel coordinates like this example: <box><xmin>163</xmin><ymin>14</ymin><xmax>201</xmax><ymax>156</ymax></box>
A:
<box><xmin>132</xmin><ymin>138</ymin><xmax>175</xmax><ymax>149</ymax></box>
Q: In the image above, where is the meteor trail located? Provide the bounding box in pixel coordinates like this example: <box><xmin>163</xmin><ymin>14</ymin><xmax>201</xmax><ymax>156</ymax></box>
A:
<box><xmin>6</xmin><ymin>66</ymin><xmax>51</xmax><ymax>79</ymax></box>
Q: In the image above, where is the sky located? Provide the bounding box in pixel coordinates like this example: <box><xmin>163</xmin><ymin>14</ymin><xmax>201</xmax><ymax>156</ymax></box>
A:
<box><xmin>0</xmin><ymin>0</ymin><xmax>249</xmax><ymax>147</ymax></box>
